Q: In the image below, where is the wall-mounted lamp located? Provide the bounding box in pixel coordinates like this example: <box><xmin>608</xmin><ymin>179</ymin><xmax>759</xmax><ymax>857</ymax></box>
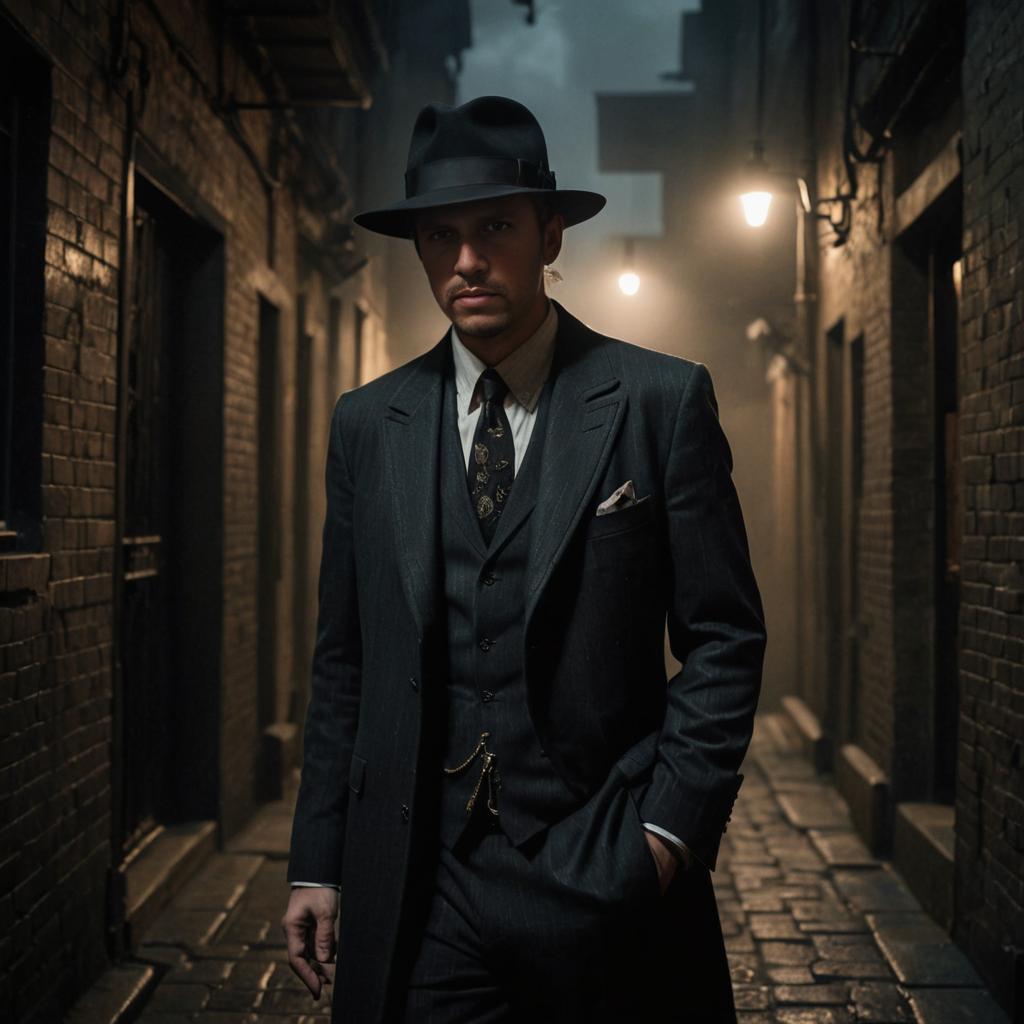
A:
<box><xmin>737</xmin><ymin>150</ymin><xmax>853</xmax><ymax>246</ymax></box>
<box><xmin>797</xmin><ymin>177</ymin><xmax>852</xmax><ymax>246</ymax></box>
<box><xmin>736</xmin><ymin>0</ymin><xmax>852</xmax><ymax>245</ymax></box>
<box><xmin>736</xmin><ymin>0</ymin><xmax>854</xmax><ymax>244</ymax></box>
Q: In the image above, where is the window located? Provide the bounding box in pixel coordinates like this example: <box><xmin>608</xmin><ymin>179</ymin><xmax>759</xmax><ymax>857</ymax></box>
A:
<box><xmin>0</xmin><ymin>29</ymin><xmax>49</xmax><ymax>552</ymax></box>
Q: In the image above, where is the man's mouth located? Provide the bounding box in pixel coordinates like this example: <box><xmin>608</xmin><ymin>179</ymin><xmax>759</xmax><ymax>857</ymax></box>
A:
<box><xmin>452</xmin><ymin>290</ymin><xmax>501</xmax><ymax>308</ymax></box>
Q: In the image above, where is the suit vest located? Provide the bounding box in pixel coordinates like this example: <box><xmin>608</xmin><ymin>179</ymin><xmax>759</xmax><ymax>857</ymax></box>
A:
<box><xmin>437</xmin><ymin>351</ymin><xmax>578</xmax><ymax>849</ymax></box>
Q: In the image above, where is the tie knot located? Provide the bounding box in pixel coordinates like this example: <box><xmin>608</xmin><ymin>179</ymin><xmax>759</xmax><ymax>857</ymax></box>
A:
<box><xmin>478</xmin><ymin>368</ymin><xmax>509</xmax><ymax>406</ymax></box>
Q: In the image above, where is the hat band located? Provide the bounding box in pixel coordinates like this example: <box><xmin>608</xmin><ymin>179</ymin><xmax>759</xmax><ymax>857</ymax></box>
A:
<box><xmin>405</xmin><ymin>157</ymin><xmax>556</xmax><ymax>198</ymax></box>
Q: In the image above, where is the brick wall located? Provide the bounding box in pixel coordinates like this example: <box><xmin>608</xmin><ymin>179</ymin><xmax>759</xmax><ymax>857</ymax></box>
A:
<box><xmin>808</xmin><ymin>1</ymin><xmax>980</xmax><ymax>803</ymax></box>
<box><xmin>1</xmin><ymin>2</ymin><xmax>125</xmax><ymax>1017</ymax></box>
<box><xmin>804</xmin><ymin>0</ymin><xmax>1023</xmax><ymax>1010</ymax></box>
<box><xmin>0</xmin><ymin>0</ymin><xmax>386</xmax><ymax>1017</ymax></box>
<box><xmin>810</xmin><ymin>10</ymin><xmax>901</xmax><ymax>773</ymax></box>
<box><xmin>956</xmin><ymin>0</ymin><xmax>1024</xmax><ymax>1008</ymax></box>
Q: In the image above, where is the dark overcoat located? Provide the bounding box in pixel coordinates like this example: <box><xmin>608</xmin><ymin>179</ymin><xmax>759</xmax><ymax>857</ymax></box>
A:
<box><xmin>287</xmin><ymin>301</ymin><xmax>767</xmax><ymax>1022</ymax></box>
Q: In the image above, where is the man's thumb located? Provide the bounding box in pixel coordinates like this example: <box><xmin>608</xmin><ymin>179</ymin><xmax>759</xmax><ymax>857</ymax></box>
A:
<box><xmin>314</xmin><ymin>913</ymin><xmax>335</xmax><ymax>961</ymax></box>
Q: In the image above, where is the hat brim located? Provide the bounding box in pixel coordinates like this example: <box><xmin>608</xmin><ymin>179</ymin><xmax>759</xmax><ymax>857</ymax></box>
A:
<box><xmin>353</xmin><ymin>184</ymin><xmax>607</xmax><ymax>239</ymax></box>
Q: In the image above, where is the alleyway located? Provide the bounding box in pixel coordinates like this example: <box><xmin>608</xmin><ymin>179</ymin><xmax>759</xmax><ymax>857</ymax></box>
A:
<box><xmin>69</xmin><ymin>713</ymin><xmax>1009</xmax><ymax>1024</ymax></box>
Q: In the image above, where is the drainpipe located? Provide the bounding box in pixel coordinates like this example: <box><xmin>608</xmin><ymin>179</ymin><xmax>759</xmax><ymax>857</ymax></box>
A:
<box><xmin>794</xmin><ymin>0</ymin><xmax>820</xmax><ymax>711</ymax></box>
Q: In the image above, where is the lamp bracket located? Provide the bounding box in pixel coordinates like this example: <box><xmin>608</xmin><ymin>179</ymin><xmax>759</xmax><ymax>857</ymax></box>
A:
<box><xmin>797</xmin><ymin>176</ymin><xmax>853</xmax><ymax>246</ymax></box>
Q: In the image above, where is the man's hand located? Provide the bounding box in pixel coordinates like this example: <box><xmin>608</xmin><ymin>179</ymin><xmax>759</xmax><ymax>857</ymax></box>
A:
<box><xmin>645</xmin><ymin>833</ymin><xmax>678</xmax><ymax>896</ymax></box>
<box><xmin>282</xmin><ymin>886</ymin><xmax>341</xmax><ymax>1000</ymax></box>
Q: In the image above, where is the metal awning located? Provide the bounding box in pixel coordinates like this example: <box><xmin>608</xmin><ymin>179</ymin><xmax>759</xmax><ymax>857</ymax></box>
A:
<box><xmin>224</xmin><ymin>0</ymin><xmax>388</xmax><ymax>108</ymax></box>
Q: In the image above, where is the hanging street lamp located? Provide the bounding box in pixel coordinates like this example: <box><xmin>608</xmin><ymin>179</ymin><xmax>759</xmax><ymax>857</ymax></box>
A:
<box><xmin>740</xmin><ymin>139</ymin><xmax>774</xmax><ymax>228</ymax></box>
<box><xmin>618</xmin><ymin>238</ymin><xmax>640</xmax><ymax>296</ymax></box>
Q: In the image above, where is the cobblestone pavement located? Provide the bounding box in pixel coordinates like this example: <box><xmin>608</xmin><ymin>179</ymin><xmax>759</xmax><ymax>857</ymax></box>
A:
<box><xmin>714</xmin><ymin>715</ymin><xmax>1007</xmax><ymax>1024</ymax></box>
<box><xmin>115</xmin><ymin>712</ymin><xmax>1008</xmax><ymax>1023</ymax></box>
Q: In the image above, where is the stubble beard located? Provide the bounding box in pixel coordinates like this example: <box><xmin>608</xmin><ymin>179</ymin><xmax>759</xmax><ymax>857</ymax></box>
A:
<box><xmin>444</xmin><ymin>243</ymin><xmax>548</xmax><ymax>339</ymax></box>
<box><xmin>444</xmin><ymin>281</ymin><xmax>513</xmax><ymax>338</ymax></box>
<box><xmin>450</xmin><ymin>308</ymin><xmax>514</xmax><ymax>338</ymax></box>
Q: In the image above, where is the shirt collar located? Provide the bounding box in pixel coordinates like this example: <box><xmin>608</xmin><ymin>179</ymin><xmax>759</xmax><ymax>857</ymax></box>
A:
<box><xmin>451</xmin><ymin>301</ymin><xmax>558</xmax><ymax>415</ymax></box>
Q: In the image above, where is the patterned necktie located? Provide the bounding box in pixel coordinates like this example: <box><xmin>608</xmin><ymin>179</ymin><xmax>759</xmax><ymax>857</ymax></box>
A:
<box><xmin>467</xmin><ymin>368</ymin><xmax>515</xmax><ymax>544</ymax></box>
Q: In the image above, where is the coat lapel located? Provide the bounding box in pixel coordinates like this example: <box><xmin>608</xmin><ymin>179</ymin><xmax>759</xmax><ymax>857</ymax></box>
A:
<box><xmin>382</xmin><ymin>332</ymin><xmax>449</xmax><ymax>636</ymax></box>
<box><xmin>382</xmin><ymin>306</ymin><xmax>627</xmax><ymax>638</ymax></box>
<box><xmin>441</xmin><ymin>363</ymin><xmax>490</xmax><ymax>560</ymax></box>
<box><xmin>524</xmin><ymin>303</ymin><xmax>628</xmax><ymax>629</ymax></box>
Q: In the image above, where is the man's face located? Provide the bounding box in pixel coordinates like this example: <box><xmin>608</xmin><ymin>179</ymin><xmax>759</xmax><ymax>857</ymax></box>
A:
<box><xmin>414</xmin><ymin>195</ymin><xmax>564</xmax><ymax>340</ymax></box>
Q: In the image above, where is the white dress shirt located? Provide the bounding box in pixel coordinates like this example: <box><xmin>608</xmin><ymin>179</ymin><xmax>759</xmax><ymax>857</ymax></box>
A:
<box><xmin>450</xmin><ymin>298</ymin><xmax>558</xmax><ymax>474</ymax></box>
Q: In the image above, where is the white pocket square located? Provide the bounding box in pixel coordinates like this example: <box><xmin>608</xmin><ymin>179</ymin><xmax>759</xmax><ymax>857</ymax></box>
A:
<box><xmin>596</xmin><ymin>479</ymin><xmax>637</xmax><ymax>516</ymax></box>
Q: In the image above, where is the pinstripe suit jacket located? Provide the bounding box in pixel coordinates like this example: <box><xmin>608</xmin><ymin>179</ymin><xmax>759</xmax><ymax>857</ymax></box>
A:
<box><xmin>287</xmin><ymin>300</ymin><xmax>767</xmax><ymax>1022</ymax></box>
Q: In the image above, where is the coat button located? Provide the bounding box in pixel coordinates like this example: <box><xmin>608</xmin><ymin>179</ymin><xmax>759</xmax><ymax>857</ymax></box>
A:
<box><xmin>482</xmin><ymin>572</ymin><xmax>497</xmax><ymax>586</ymax></box>
<box><xmin>481</xmin><ymin>689</ymin><xmax>495</xmax><ymax>702</ymax></box>
<box><xmin>409</xmin><ymin>675</ymin><xmax>419</xmax><ymax>691</ymax></box>
<box><xmin>479</xmin><ymin>637</ymin><xmax>493</xmax><ymax>652</ymax></box>
<box><xmin>400</xmin><ymin>804</ymin><xmax>410</xmax><ymax>823</ymax></box>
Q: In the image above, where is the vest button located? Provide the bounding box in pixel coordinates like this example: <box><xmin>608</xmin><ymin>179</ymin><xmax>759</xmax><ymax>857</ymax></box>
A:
<box><xmin>481</xmin><ymin>689</ymin><xmax>495</xmax><ymax>702</ymax></box>
<box><xmin>479</xmin><ymin>637</ymin><xmax>493</xmax><ymax>652</ymax></box>
<box><xmin>482</xmin><ymin>572</ymin><xmax>497</xmax><ymax>586</ymax></box>
<box><xmin>409</xmin><ymin>675</ymin><xmax>419</xmax><ymax>691</ymax></box>
<box><xmin>400</xmin><ymin>804</ymin><xmax>410</xmax><ymax>823</ymax></box>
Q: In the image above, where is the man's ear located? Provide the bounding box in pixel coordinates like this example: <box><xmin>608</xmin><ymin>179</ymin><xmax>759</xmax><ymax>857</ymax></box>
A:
<box><xmin>543</xmin><ymin>212</ymin><xmax>565</xmax><ymax>264</ymax></box>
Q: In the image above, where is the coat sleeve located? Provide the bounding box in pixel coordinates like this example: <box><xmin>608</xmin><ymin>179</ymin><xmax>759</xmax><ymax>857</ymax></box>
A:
<box><xmin>286</xmin><ymin>394</ymin><xmax>363</xmax><ymax>885</ymax></box>
<box><xmin>638</xmin><ymin>361</ymin><xmax>767</xmax><ymax>871</ymax></box>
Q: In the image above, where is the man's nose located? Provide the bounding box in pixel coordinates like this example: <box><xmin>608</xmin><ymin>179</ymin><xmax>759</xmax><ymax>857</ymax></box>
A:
<box><xmin>453</xmin><ymin>240</ymin><xmax>488</xmax><ymax>278</ymax></box>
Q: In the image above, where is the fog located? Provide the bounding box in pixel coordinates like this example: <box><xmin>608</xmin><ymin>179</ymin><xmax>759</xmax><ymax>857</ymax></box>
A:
<box><xmin>456</xmin><ymin>0</ymin><xmax>789</xmax><ymax>707</ymax></box>
<box><xmin>458</xmin><ymin>0</ymin><xmax>698</xmax><ymax>346</ymax></box>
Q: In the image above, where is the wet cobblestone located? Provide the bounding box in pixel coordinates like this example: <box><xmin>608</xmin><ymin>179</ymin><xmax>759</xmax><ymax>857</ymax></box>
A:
<box><xmin>105</xmin><ymin>713</ymin><xmax>1008</xmax><ymax>1023</ymax></box>
<box><xmin>129</xmin><ymin>781</ymin><xmax>332</xmax><ymax>1024</ymax></box>
<box><xmin>715</xmin><ymin>715</ymin><xmax>1009</xmax><ymax>1024</ymax></box>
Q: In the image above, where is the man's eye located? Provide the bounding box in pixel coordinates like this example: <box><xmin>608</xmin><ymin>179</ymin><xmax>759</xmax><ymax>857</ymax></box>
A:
<box><xmin>428</xmin><ymin>229</ymin><xmax>452</xmax><ymax>241</ymax></box>
<box><xmin>486</xmin><ymin>221</ymin><xmax>512</xmax><ymax>232</ymax></box>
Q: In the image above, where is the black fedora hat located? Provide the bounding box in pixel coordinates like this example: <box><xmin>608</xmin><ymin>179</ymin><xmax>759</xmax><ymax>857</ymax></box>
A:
<box><xmin>353</xmin><ymin>95</ymin><xmax>606</xmax><ymax>239</ymax></box>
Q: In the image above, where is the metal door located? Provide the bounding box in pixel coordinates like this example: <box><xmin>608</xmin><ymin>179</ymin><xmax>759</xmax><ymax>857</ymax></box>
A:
<box><xmin>120</xmin><ymin>203</ymin><xmax>173</xmax><ymax>852</ymax></box>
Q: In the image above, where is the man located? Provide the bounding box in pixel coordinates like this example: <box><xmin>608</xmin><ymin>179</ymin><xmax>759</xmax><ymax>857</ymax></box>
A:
<box><xmin>282</xmin><ymin>95</ymin><xmax>766</xmax><ymax>1023</ymax></box>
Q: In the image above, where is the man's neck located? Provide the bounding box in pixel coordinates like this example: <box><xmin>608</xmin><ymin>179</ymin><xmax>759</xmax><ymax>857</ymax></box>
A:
<box><xmin>455</xmin><ymin>295</ymin><xmax>551</xmax><ymax>366</ymax></box>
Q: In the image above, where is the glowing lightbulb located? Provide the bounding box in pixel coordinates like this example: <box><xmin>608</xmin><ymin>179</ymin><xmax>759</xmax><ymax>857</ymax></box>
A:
<box><xmin>618</xmin><ymin>271</ymin><xmax>640</xmax><ymax>296</ymax></box>
<box><xmin>740</xmin><ymin>190</ymin><xmax>773</xmax><ymax>228</ymax></box>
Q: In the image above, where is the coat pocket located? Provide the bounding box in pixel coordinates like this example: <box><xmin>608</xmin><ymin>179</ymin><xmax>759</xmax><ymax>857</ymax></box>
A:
<box><xmin>348</xmin><ymin>753</ymin><xmax>367</xmax><ymax>798</ymax></box>
<box><xmin>585</xmin><ymin>493</ymin><xmax>653</xmax><ymax>541</ymax></box>
<box><xmin>587</xmin><ymin>501</ymin><xmax>659</xmax><ymax>581</ymax></box>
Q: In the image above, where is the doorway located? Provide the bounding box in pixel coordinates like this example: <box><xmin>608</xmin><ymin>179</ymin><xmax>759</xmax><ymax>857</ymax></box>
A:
<box><xmin>258</xmin><ymin>297</ymin><xmax>282</xmax><ymax>731</ymax></box>
<box><xmin>118</xmin><ymin>174</ymin><xmax>224</xmax><ymax>855</ymax></box>
<box><xmin>823</xmin><ymin>320</ymin><xmax>866</xmax><ymax>746</ymax></box>
<box><xmin>823</xmin><ymin>320</ymin><xmax>844</xmax><ymax>742</ymax></box>
<box><xmin>292</xmin><ymin>300</ymin><xmax>313</xmax><ymax>718</ymax></box>
<box><xmin>932</xmin><ymin>242</ymin><xmax>962</xmax><ymax>803</ymax></box>
<box><xmin>893</xmin><ymin>174</ymin><xmax>963</xmax><ymax>803</ymax></box>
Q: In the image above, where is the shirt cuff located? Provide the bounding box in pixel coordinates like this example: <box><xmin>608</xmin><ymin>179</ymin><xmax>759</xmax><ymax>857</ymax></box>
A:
<box><xmin>642</xmin><ymin>822</ymin><xmax>698</xmax><ymax>869</ymax></box>
<box><xmin>290</xmin><ymin>881</ymin><xmax>342</xmax><ymax>890</ymax></box>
